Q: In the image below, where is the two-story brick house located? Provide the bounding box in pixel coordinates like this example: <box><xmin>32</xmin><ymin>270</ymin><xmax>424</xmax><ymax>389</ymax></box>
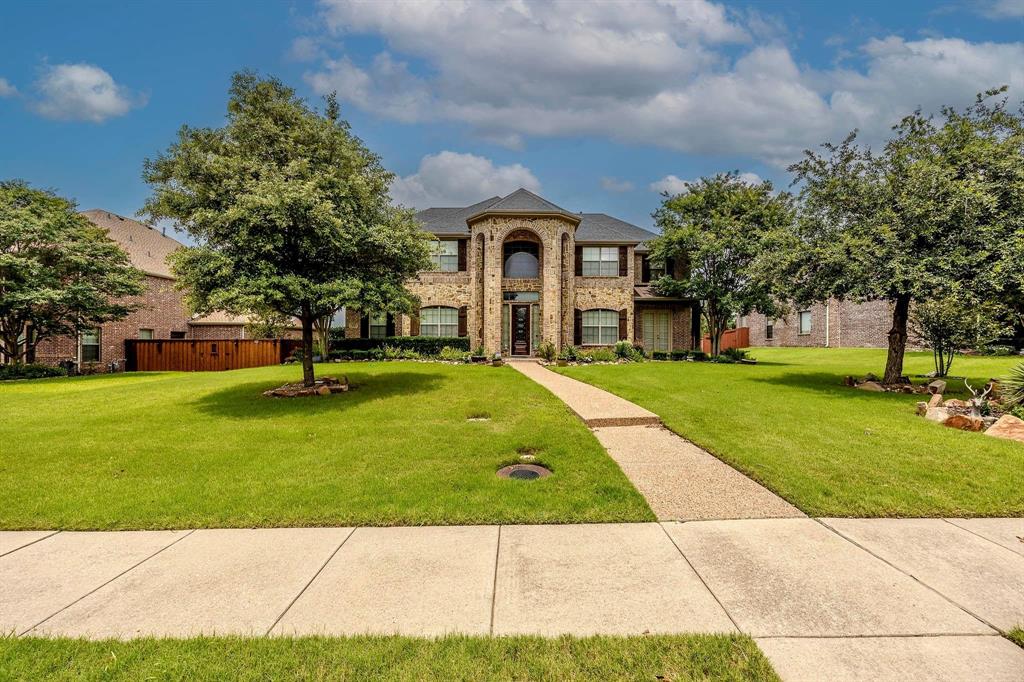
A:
<box><xmin>346</xmin><ymin>189</ymin><xmax>697</xmax><ymax>356</ymax></box>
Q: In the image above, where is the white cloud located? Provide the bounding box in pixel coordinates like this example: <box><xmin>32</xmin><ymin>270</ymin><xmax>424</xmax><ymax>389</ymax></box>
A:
<box><xmin>306</xmin><ymin>1</ymin><xmax>1024</xmax><ymax>167</ymax></box>
<box><xmin>601</xmin><ymin>177</ymin><xmax>634</xmax><ymax>193</ymax></box>
<box><xmin>0</xmin><ymin>78</ymin><xmax>17</xmax><ymax>97</ymax></box>
<box><xmin>390</xmin><ymin>151</ymin><xmax>540</xmax><ymax>209</ymax></box>
<box><xmin>32</xmin><ymin>63</ymin><xmax>144</xmax><ymax>122</ymax></box>
<box><xmin>979</xmin><ymin>0</ymin><xmax>1024</xmax><ymax>18</ymax></box>
<box><xmin>650</xmin><ymin>172</ymin><xmax>762</xmax><ymax>194</ymax></box>
<box><xmin>288</xmin><ymin>36</ymin><xmax>323</xmax><ymax>62</ymax></box>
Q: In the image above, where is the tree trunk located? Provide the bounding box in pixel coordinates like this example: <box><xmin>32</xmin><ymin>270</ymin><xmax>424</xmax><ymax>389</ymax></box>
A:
<box><xmin>300</xmin><ymin>307</ymin><xmax>315</xmax><ymax>387</ymax></box>
<box><xmin>883</xmin><ymin>295</ymin><xmax>911</xmax><ymax>384</ymax></box>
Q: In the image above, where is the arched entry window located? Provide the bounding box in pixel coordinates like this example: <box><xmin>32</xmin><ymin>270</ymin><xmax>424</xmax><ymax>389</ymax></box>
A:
<box><xmin>420</xmin><ymin>306</ymin><xmax>459</xmax><ymax>337</ymax></box>
<box><xmin>503</xmin><ymin>241</ymin><xmax>539</xmax><ymax>278</ymax></box>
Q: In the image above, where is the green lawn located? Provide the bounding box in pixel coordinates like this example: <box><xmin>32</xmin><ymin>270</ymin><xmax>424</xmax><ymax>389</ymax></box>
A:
<box><xmin>1009</xmin><ymin>629</ymin><xmax>1024</xmax><ymax>649</ymax></box>
<box><xmin>557</xmin><ymin>348</ymin><xmax>1024</xmax><ymax>517</ymax></box>
<box><xmin>0</xmin><ymin>362</ymin><xmax>652</xmax><ymax>529</ymax></box>
<box><xmin>0</xmin><ymin>635</ymin><xmax>777</xmax><ymax>682</ymax></box>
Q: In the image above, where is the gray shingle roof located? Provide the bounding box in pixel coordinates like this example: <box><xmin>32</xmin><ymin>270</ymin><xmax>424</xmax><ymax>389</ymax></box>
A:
<box><xmin>413</xmin><ymin>188</ymin><xmax>658</xmax><ymax>248</ymax></box>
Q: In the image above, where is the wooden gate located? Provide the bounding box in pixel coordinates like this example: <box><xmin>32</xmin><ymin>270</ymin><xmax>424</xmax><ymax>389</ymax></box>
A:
<box><xmin>701</xmin><ymin>326</ymin><xmax>750</xmax><ymax>354</ymax></box>
<box><xmin>125</xmin><ymin>339</ymin><xmax>301</xmax><ymax>372</ymax></box>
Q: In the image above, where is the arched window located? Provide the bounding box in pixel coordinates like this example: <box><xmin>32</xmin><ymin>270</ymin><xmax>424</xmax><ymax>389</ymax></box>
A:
<box><xmin>419</xmin><ymin>306</ymin><xmax>459</xmax><ymax>337</ymax></box>
<box><xmin>581</xmin><ymin>309</ymin><xmax>619</xmax><ymax>345</ymax></box>
<box><xmin>503</xmin><ymin>241</ymin><xmax>539</xmax><ymax>278</ymax></box>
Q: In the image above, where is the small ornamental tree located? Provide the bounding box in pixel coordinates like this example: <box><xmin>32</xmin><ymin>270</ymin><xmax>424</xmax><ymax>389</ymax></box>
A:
<box><xmin>0</xmin><ymin>181</ymin><xmax>143</xmax><ymax>365</ymax></box>
<box><xmin>651</xmin><ymin>173</ymin><xmax>794</xmax><ymax>356</ymax></box>
<box><xmin>910</xmin><ymin>293</ymin><xmax>1008</xmax><ymax>377</ymax></box>
<box><xmin>142</xmin><ymin>73</ymin><xmax>430</xmax><ymax>387</ymax></box>
<box><xmin>783</xmin><ymin>89</ymin><xmax>1024</xmax><ymax>384</ymax></box>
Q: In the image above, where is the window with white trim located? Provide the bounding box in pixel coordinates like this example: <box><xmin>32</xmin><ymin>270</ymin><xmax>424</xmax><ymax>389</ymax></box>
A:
<box><xmin>798</xmin><ymin>310</ymin><xmax>812</xmax><ymax>335</ymax></box>
<box><xmin>428</xmin><ymin>240</ymin><xmax>459</xmax><ymax>272</ymax></box>
<box><xmin>420</xmin><ymin>306</ymin><xmax>458</xmax><ymax>337</ymax></box>
<box><xmin>369</xmin><ymin>314</ymin><xmax>388</xmax><ymax>339</ymax></box>
<box><xmin>581</xmin><ymin>246</ymin><xmax>619</xmax><ymax>276</ymax></box>
<box><xmin>138</xmin><ymin>328</ymin><xmax>154</xmax><ymax>340</ymax></box>
<box><xmin>81</xmin><ymin>328</ymin><xmax>101</xmax><ymax>362</ymax></box>
<box><xmin>582</xmin><ymin>309</ymin><xmax>619</xmax><ymax>345</ymax></box>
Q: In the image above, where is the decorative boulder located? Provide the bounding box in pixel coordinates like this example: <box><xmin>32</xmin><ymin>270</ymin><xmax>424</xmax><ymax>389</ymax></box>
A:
<box><xmin>916</xmin><ymin>402</ymin><xmax>928</xmax><ymax>416</ymax></box>
<box><xmin>943</xmin><ymin>414</ymin><xmax>985</xmax><ymax>432</ymax></box>
<box><xmin>927</xmin><ymin>393</ymin><xmax>943</xmax><ymax>408</ymax></box>
<box><xmin>943</xmin><ymin>399</ymin><xmax>968</xmax><ymax>409</ymax></box>
<box><xmin>857</xmin><ymin>381</ymin><xmax>885</xmax><ymax>392</ymax></box>
<box><xmin>984</xmin><ymin>414</ymin><xmax>1024</xmax><ymax>443</ymax></box>
<box><xmin>927</xmin><ymin>379</ymin><xmax>947</xmax><ymax>395</ymax></box>
<box><xmin>925</xmin><ymin>407</ymin><xmax>950</xmax><ymax>423</ymax></box>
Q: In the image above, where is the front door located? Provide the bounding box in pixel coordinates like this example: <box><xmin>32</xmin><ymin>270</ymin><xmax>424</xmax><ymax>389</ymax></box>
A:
<box><xmin>511</xmin><ymin>304</ymin><xmax>531</xmax><ymax>355</ymax></box>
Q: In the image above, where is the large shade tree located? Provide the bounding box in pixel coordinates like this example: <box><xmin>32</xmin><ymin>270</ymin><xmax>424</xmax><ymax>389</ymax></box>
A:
<box><xmin>782</xmin><ymin>89</ymin><xmax>1024</xmax><ymax>384</ymax></box>
<box><xmin>0</xmin><ymin>181</ymin><xmax>143</xmax><ymax>365</ymax></box>
<box><xmin>142</xmin><ymin>73</ymin><xmax>430</xmax><ymax>386</ymax></box>
<box><xmin>651</xmin><ymin>173</ymin><xmax>795</xmax><ymax>356</ymax></box>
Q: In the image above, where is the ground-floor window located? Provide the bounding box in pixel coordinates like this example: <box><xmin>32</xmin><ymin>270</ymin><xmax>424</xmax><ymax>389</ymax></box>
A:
<box><xmin>138</xmin><ymin>328</ymin><xmax>154</xmax><ymax>340</ymax></box>
<box><xmin>798</xmin><ymin>310</ymin><xmax>812</xmax><ymax>335</ymax></box>
<box><xmin>766</xmin><ymin>320</ymin><xmax>774</xmax><ymax>340</ymax></box>
<box><xmin>642</xmin><ymin>310</ymin><xmax>671</xmax><ymax>352</ymax></box>
<box><xmin>582</xmin><ymin>309</ymin><xmax>618</xmax><ymax>345</ymax></box>
<box><xmin>170</xmin><ymin>330</ymin><xmax>186</xmax><ymax>339</ymax></box>
<box><xmin>369</xmin><ymin>314</ymin><xmax>388</xmax><ymax>339</ymax></box>
<box><xmin>420</xmin><ymin>306</ymin><xmax>458</xmax><ymax>337</ymax></box>
<box><xmin>80</xmin><ymin>328</ymin><xmax>101</xmax><ymax>362</ymax></box>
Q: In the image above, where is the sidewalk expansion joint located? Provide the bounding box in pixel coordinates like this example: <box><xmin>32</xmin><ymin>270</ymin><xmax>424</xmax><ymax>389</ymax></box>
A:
<box><xmin>657</xmin><ymin>522</ymin><xmax>741</xmax><ymax>633</ymax></box>
<box><xmin>0</xmin><ymin>530</ymin><xmax>61</xmax><ymax>559</ymax></box>
<box><xmin>488</xmin><ymin>525</ymin><xmax>502</xmax><ymax>635</ymax></box>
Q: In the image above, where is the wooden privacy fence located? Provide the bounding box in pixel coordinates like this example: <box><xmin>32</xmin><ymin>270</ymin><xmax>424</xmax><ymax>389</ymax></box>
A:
<box><xmin>125</xmin><ymin>339</ymin><xmax>302</xmax><ymax>372</ymax></box>
<box><xmin>701</xmin><ymin>326</ymin><xmax>750</xmax><ymax>354</ymax></box>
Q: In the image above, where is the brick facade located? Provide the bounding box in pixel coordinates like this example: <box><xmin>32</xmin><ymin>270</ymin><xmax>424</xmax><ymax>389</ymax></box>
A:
<box><xmin>743</xmin><ymin>298</ymin><xmax>894</xmax><ymax>348</ymax></box>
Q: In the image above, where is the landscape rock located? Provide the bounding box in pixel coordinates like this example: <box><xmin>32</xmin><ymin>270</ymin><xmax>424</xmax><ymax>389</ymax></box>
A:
<box><xmin>925</xmin><ymin>407</ymin><xmax>950</xmax><ymax>423</ymax></box>
<box><xmin>927</xmin><ymin>393</ymin><xmax>943</xmax><ymax>408</ymax></box>
<box><xmin>263</xmin><ymin>375</ymin><xmax>350</xmax><ymax>398</ymax></box>
<box><xmin>984</xmin><ymin>414</ymin><xmax>1024</xmax><ymax>443</ymax></box>
<box><xmin>915</xmin><ymin>402</ymin><xmax>928</xmax><ymax>416</ymax></box>
<box><xmin>943</xmin><ymin>414</ymin><xmax>985</xmax><ymax>432</ymax></box>
<box><xmin>943</xmin><ymin>399</ymin><xmax>968</xmax><ymax>409</ymax></box>
<box><xmin>927</xmin><ymin>379</ymin><xmax>947</xmax><ymax>395</ymax></box>
<box><xmin>857</xmin><ymin>381</ymin><xmax>884</xmax><ymax>392</ymax></box>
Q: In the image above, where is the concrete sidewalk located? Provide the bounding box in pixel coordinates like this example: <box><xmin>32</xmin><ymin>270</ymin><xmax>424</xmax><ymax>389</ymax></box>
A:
<box><xmin>511</xmin><ymin>361</ymin><xmax>802</xmax><ymax>520</ymax></box>
<box><xmin>2</xmin><ymin>518</ymin><xmax>1022</xmax><ymax>680</ymax></box>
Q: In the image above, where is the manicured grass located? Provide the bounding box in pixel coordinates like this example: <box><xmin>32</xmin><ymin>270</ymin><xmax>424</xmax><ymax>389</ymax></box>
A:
<box><xmin>557</xmin><ymin>348</ymin><xmax>1024</xmax><ymax>517</ymax></box>
<box><xmin>0</xmin><ymin>362</ymin><xmax>652</xmax><ymax>529</ymax></box>
<box><xmin>0</xmin><ymin>634</ymin><xmax>778</xmax><ymax>681</ymax></box>
<box><xmin>1009</xmin><ymin>628</ymin><xmax>1024</xmax><ymax>649</ymax></box>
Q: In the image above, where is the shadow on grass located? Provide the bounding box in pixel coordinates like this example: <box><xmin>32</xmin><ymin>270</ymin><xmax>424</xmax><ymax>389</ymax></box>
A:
<box><xmin>193</xmin><ymin>370</ymin><xmax>445</xmax><ymax>419</ymax></box>
<box><xmin>750</xmin><ymin>371</ymin><xmax>923</xmax><ymax>401</ymax></box>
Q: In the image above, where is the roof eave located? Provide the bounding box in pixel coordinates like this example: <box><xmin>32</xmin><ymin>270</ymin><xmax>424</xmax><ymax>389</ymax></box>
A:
<box><xmin>465</xmin><ymin>210</ymin><xmax>582</xmax><ymax>226</ymax></box>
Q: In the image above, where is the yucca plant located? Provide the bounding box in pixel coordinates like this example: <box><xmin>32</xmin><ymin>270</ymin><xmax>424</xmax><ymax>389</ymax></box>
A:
<box><xmin>1002</xmin><ymin>363</ymin><xmax>1024</xmax><ymax>408</ymax></box>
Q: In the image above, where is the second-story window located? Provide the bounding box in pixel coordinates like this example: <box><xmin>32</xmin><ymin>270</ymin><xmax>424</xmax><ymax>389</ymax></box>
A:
<box><xmin>428</xmin><ymin>240</ymin><xmax>459</xmax><ymax>272</ymax></box>
<box><xmin>582</xmin><ymin>247</ymin><xmax>619</xmax><ymax>276</ymax></box>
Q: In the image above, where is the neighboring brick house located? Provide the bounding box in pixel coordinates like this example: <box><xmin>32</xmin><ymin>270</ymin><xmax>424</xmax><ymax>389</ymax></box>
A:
<box><xmin>33</xmin><ymin>210</ymin><xmax>296</xmax><ymax>370</ymax></box>
<box><xmin>346</xmin><ymin>188</ymin><xmax>697</xmax><ymax>356</ymax></box>
<box><xmin>740</xmin><ymin>298</ymin><xmax>894</xmax><ymax>349</ymax></box>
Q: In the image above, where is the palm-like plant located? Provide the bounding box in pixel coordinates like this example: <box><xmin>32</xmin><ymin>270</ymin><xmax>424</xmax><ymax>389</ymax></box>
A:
<box><xmin>1001</xmin><ymin>363</ymin><xmax>1024</xmax><ymax>408</ymax></box>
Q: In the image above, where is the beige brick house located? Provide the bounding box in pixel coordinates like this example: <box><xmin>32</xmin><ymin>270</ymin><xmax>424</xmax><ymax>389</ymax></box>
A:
<box><xmin>346</xmin><ymin>189</ymin><xmax>698</xmax><ymax>356</ymax></box>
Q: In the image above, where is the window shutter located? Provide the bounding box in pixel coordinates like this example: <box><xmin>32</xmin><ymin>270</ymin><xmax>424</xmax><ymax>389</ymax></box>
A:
<box><xmin>641</xmin><ymin>256</ymin><xmax>651</xmax><ymax>283</ymax></box>
<box><xmin>457</xmin><ymin>239</ymin><xmax>467</xmax><ymax>271</ymax></box>
<box><xmin>410</xmin><ymin>313</ymin><xmax>420</xmax><ymax>336</ymax></box>
<box><xmin>385</xmin><ymin>313</ymin><xmax>395</xmax><ymax>337</ymax></box>
<box><xmin>458</xmin><ymin>306</ymin><xmax>468</xmax><ymax>337</ymax></box>
<box><xmin>574</xmin><ymin>245</ymin><xmax>583</xmax><ymax>276</ymax></box>
<box><xmin>359</xmin><ymin>314</ymin><xmax>369</xmax><ymax>338</ymax></box>
<box><xmin>618</xmin><ymin>246</ymin><xmax>628</xmax><ymax>277</ymax></box>
<box><xmin>618</xmin><ymin>309</ymin><xmax>628</xmax><ymax>340</ymax></box>
<box><xmin>573</xmin><ymin>309</ymin><xmax>583</xmax><ymax>345</ymax></box>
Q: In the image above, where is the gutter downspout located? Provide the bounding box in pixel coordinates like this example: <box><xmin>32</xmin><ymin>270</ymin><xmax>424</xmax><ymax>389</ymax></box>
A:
<box><xmin>825</xmin><ymin>300</ymin><xmax>830</xmax><ymax>348</ymax></box>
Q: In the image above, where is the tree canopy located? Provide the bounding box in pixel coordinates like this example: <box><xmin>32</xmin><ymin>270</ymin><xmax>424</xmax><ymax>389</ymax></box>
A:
<box><xmin>781</xmin><ymin>88</ymin><xmax>1024</xmax><ymax>382</ymax></box>
<box><xmin>651</xmin><ymin>173</ymin><xmax>795</xmax><ymax>356</ymax></box>
<box><xmin>142</xmin><ymin>72</ymin><xmax>430</xmax><ymax>386</ymax></box>
<box><xmin>0</xmin><ymin>181</ymin><xmax>143</xmax><ymax>365</ymax></box>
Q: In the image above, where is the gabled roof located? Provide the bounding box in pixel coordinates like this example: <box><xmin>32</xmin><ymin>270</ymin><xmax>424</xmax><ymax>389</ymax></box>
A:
<box><xmin>80</xmin><ymin>209</ymin><xmax>184</xmax><ymax>279</ymax></box>
<box><xmin>413</xmin><ymin>188</ymin><xmax>658</xmax><ymax>247</ymax></box>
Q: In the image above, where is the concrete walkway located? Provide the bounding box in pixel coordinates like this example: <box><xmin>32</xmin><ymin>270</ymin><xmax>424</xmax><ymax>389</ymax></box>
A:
<box><xmin>1</xmin><ymin>519</ymin><xmax>1023</xmax><ymax>680</ymax></box>
<box><xmin>511</xmin><ymin>361</ymin><xmax>802</xmax><ymax>520</ymax></box>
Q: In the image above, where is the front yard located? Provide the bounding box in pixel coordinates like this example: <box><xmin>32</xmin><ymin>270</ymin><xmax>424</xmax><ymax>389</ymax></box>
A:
<box><xmin>0</xmin><ymin>363</ymin><xmax>651</xmax><ymax>530</ymax></box>
<box><xmin>557</xmin><ymin>348</ymin><xmax>1024</xmax><ymax>518</ymax></box>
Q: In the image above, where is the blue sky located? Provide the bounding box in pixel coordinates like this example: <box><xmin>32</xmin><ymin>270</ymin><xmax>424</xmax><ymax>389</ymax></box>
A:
<box><xmin>2</xmin><ymin>0</ymin><xmax>1023</xmax><ymax>237</ymax></box>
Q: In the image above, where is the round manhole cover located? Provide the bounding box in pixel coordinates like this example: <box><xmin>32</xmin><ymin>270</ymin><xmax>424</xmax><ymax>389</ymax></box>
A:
<box><xmin>496</xmin><ymin>464</ymin><xmax>552</xmax><ymax>480</ymax></box>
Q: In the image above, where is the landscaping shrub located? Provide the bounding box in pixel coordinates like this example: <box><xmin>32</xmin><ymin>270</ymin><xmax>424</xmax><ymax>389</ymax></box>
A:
<box><xmin>368</xmin><ymin>348</ymin><xmax>385</xmax><ymax>361</ymax></box>
<box><xmin>439</xmin><ymin>346</ymin><xmax>470</xmax><ymax>362</ymax></box>
<box><xmin>587</xmin><ymin>347</ymin><xmax>618</xmax><ymax>363</ymax></box>
<box><xmin>712</xmin><ymin>354</ymin><xmax>736</xmax><ymax>364</ymax></box>
<box><xmin>1001</xmin><ymin>362</ymin><xmax>1024</xmax><ymax>409</ymax></box>
<box><xmin>0</xmin><ymin>363</ymin><xmax>67</xmax><ymax>380</ymax></box>
<box><xmin>671</xmin><ymin>350</ymin><xmax>688</xmax><ymax>361</ymax></box>
<box><xmin>381</xmin><ymin>344</ymin><xmax>402</xmax><ymax>359</ymax></box>
<box><xmin>330</xmin><ymin>336</ymin><xmax>470</xmax><ymax>355</ymax></box>
<box><xmin>613</xmin><ymin>340</ymin><xmax>634</xmax><ymax>359</ymax></box>
<box><xmin>722</xmin><ymin>347</ymin><xmax>749</xmax><ymax>361</ymax></box>
<box><xmin>690</xmin><ymin>351</ymin><xmax>707</xmax><ymax>361</ymax></box>
<box><xmin>536</xmin><ymin>341</ymin><xmax>557</xmax><ymax>362</ymax></box>
<box><xmin>652</xmin><ymin>351</ymin><xmax>669</xmax><ymax>361</ymax></box>
<box><xmin>558</xmin><ymin>345</ymin><xmax>581</xmax><ymax>361</ymax></box>
<box><xmin>350</xmin><ymin>349</ymin><xmax>369</xmax><ymax>360</ymax></box>
<box><xmin>980</xmin><ymin>345</ymin><xmax>1018</xmax><ymax>356</ymax></box>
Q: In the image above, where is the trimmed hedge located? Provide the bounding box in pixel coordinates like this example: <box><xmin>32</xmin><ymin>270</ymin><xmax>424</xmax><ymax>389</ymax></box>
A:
<box><xmin>0</xmin><ymin>363</ymin><xmax>67</xmax><ymax>380</ymax></box>
<box><xmin>671</xmin><ymin>350</ymin><xmax>689</xmax><ymax>361</ymax></box>
<box><xmin>329</xmin><ymin>336</ymin><xmax>469</xmax><ymax>357</ymax></box>
<box><xmin>652</xmin><ymin>351</ymin><xmax>670</xmax><ymax>361</ymax></box>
